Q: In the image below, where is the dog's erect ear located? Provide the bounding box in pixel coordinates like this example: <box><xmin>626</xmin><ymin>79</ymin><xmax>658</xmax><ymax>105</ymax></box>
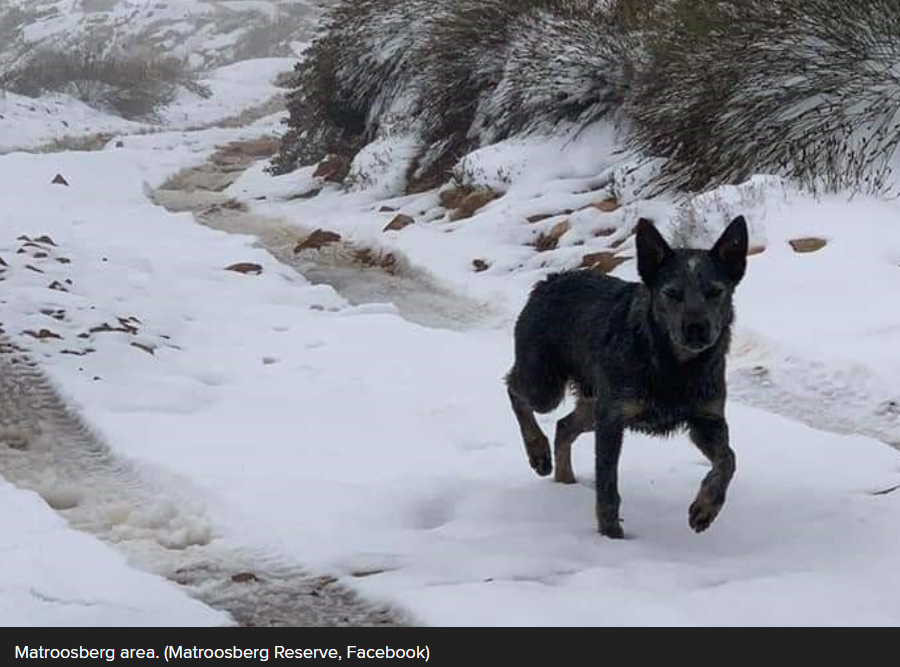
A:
<box><xmin>711</xmin><ymin>215</ymin><xmax>749</xmax><ymax>283</ymax></box>
<box><xmin>636</xmin><ymin>218</ymin><xmax>673</xmax><ymax>286</ymax></box>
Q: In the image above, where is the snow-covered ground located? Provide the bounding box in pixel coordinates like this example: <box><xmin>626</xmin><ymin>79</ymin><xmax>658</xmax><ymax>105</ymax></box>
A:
<box><xmin>1</xmin><ymin>58</ymin><xmax>293</xmax><ymax>153</ymax></box>
<box><xmin>0</xmin><ymin>479</ymin><xmax>226</xmax><ymax>626</ymax></box>
<box><xmin>0</xmin><ymin>0</ymin><xmax>327</xmax><ymax>72</ymax></box>
<box><xmin>1</xmin><ymin>105</ymin><xmax>900</xmax><ymax>625</ymax></box>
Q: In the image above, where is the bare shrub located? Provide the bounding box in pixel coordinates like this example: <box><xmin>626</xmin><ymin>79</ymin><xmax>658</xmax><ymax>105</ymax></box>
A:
<box><xmin>2</xmin><ymin>47</ymin><xmax>203</xmax><ymax>119</ymax></box>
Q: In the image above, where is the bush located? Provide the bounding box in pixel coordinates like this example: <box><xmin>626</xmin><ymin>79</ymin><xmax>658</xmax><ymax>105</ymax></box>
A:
<box><xmin>272</xmin><ymin>0</ymin><xmax>637</xmax><ymax>187</ymax></box>
<box><xmin>410</xmin><ymin>1</ymin><xmax>637</xmax><ymax>187</ymax></box>
<box><xmin>628</xmin><ymin>0</ymin><xmax>900</xmax><ymax>194</ymax></box>
<box><xmin>2</xmin><ymin>47</ymin><xmax>202</xmax><ymax>119</ymax></box>
<box><xmin>269</xmin><ymin>0</ymin><xmax>433</xmax><ymax>175</ymax></box>
<box><xmin>275</xmin><ymin>0</ymin><xmax>900</xmax><ymax>196</ymax></box>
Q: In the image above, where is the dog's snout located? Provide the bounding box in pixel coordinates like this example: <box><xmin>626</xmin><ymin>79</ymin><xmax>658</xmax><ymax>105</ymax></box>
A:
<box><xmin>684</xmin><ymin>320</ymin><xmax>711</xmax><ymax>347</ymax></box>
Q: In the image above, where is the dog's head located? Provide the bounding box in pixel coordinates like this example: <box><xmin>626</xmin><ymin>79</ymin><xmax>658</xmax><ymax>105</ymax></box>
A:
<box><xmin>636</xmin><ymin>216</ymin><xmax>748</xmax><ymax>360</ymax></box>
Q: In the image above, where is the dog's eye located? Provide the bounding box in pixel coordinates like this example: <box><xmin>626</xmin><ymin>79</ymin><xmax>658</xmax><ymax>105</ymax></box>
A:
<box><xmin>705</xmin><ymin>287</ymin><xmax>724</xmax><ymax>300</ymax></box>
<box><xmin>662</xmin><ymin>288</ymin><xmax>684</xmax><ymax>302</ymax></box>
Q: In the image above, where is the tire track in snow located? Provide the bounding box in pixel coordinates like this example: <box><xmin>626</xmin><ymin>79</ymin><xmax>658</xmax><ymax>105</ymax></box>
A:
<box><xmin>727</xmin><ymin>333</ymin><xmax>900</xmax><ymax>453</ymax></box>
<box><xmin>0</xmin><ymin>339</ymin><xmax>409</xmax><ymax>626</ymax></box>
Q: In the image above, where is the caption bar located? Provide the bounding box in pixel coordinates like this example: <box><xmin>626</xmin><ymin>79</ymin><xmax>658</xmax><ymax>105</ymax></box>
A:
<box><xmin>15</xmin><ymin>646</ymin><xmax>430</xmax><ymax>662</ymax></box>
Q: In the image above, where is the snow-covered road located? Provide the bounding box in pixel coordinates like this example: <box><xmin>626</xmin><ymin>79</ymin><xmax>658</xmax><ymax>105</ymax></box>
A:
<box><xmin>2</xmin><ymin>58</ymin><xmax>900</xmax><ymax>625</ymax></box>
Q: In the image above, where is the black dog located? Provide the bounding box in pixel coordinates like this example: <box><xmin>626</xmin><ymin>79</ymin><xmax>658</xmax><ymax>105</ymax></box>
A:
<box><xmin>506</xmin><ymin>216</ymin><xmax>749</xmax><ymax>538</ymax></box>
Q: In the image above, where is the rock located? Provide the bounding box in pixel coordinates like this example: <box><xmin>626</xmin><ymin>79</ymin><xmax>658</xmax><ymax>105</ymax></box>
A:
<box><xmin>379</xmin><ymin>205</ymin><xmax>397</xmax><ymax>213</ymax></box>
<box><xmin>383</xmin><ymin>214</ymin><xmax>415</xmax><ymax>232</ymax></box>
<box><xmin>34</xmin><ymin>235</ymin><xmax>56</xmax><ymax>246</ymax></box>
<box><xmin>40</xmin><ymin>309</ymin><xmax>66</xmax><ymax>321</ymax></box>
<box><xmin>231</xmin><ymin>572</ymin><xmax>261</xmax><ymax>584</ymax></box>
<box><xmin>439</xmin><ymin>186</ymin><xmax>471</xmax><ymax>210</ymax></box>
<box><xmin>581</xmin><ymin>252</ymin><xmax>631</xmax><ymax>274</ymax></box>
<box><xmin>130</xmin><ymin>342</ymin><xmax>156</xmax><ymax>356</ymax></box>
<box><xmin>212</xmin><ymin>139</ymin><xmax>279</xmax><ymax>170</ymax></box>
<box><xmin>51</xmin><ymin>174</ymin><xmax>69</xmax><ymax>186</ymax></box>
<box><xmin>789</xmin><ymin>238</ymin><xmax>827</xmax><ymax>254</ymax></box>
<box><xmin>295</xmin><ymin>230</ymin><xmax>342</xmax><ymax>253</ymax></box>
<box><xmin>230</xmin><ymin>138</ymin><xmax>279</xmax><ymax>158</ymax></box>
<box><xmin>534</xmin><ymin>220</ymin><xmax>572</xmax><ymax>252</ymax></box>
<box><xmin>748</xmin><ymin>246</ymin><xmax>766</xmax><ymax>256</ymax></box>
<box><xmin>473</xmin><ymin>259</ymin><xmax>490</xmax><ymax>273</ymax></box>
<box><xmin>526</xmin><ymin>211</ymin><xmax>574</xmax><ymax>224</ymax></box>
<box><xmin>288</xmin><ymin>187</ymin><xmax>323</xmax><ymax>201</ymax></box>
<box><xmin>226</xmin><ymin>262</ymin><xmax>264</xmax><ymax>275</ymax></box>
<box><xmin>351</xmin><ymin>568</ymin><xmax>388</xmax><ymax>579</ymax></box>
<box><xmin>449</xmin><ymin>187</ymin><xmax>500</xmax><ymax>221</ymax></box>
<box><xmin>61</xmin><ymin>349</ymin><xmax>94</xmax><ymax>357</ymax></box>
<box><xmin>23</xmin><ymin>329</ymin><xmax>62</xmax><ymax>340</ymax></box>
<box><xmin>592</xmin><ymin>197</ymin><xmax>620</xmax><ymax>213</ymax></box>
<box><xmin>48</xmin><ymin>281</ymin><xmax>68</xmax><ymax>292</ymax></box>
<box><xmin>90</xmin><ymin>323</ymin><xmax>122</xmax><ymax>335</ymax></box>
<box><xmin>354</xmin><ymin>248</ymin><xmax>398</xmax><ymax>274</ymax></box>
<box><xmin>313</xmin><ymin>154</ymin><xmax>352</xmax><ymax>184</ymax></box>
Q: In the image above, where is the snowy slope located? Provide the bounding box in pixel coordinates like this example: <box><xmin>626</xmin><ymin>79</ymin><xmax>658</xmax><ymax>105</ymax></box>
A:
<box><xmin>1</xmin><ymin>114</ymin><xmax>899</xmax><ymax>626</ymax></box>
<box><xmin>0</xmin><ymin>0</ymin><xmax>330</xmax><ymax>72</ymax></box>
<box><xmin>0</xmin><ymin>58</ymin><xmax>292</xmax><ymax>153</ymax></box>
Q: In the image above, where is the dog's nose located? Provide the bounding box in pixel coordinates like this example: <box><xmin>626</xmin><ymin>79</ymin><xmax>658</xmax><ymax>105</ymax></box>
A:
<box><xmin>684</xmin><ymin>321</ymin><xmax>710</xmax><ymax>347</ymax></box>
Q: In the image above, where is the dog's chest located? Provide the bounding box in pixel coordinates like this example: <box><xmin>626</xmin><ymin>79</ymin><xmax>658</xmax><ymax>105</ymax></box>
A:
<box><xmin>623</xmin><ymin>397</ymin><xmax>693</xmax><ymax>436</ymax></box>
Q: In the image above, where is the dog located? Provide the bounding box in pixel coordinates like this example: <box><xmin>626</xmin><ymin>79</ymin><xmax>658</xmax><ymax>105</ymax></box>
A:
<box><xmin>506</xmin><ymin>216</ymin><xmax>749</xmax><ymax>538</ymax></box>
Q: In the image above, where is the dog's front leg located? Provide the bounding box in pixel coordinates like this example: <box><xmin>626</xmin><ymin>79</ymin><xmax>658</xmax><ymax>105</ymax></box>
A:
<box><xmin>687</xmin><ymin>414</ymin><xmax>736</xmax><ymax>534</ymax></box>
<box><xmin>595</xmin><ymin>403</ymin><xmax>625</xmax><ymax>539</ymax></box>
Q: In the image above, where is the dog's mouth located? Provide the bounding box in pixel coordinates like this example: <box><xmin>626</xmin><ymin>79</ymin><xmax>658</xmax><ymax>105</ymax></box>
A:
<box><xmin>685</xmin><ymin>339</ymin><xmax>713</xmax><ymax>351</ymax></box>
<box><xmin>674</xmin><ymin>337</ymin><xmax>716</xmax><ymax>358</ymax></box>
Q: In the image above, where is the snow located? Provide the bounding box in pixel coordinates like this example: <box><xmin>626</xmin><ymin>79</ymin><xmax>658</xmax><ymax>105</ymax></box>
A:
<box><xmin>159</xmin><ymin>57</ymin><xmax>294</xmax><ymax>127</ymax></box>
<box><xmin>0</xmin><ymin>91</ymin><xmax>143</xmax><ymax>154</ymax></box>
<box><xmin>1</xmin><ymin>58</ymin><xmax>291</xmax><ymax>154</ymax></box>
<box><xmin>1</xmin><ymin>0</ymin><xmax>325</xmax><ymax>72</ymax></box>
<box><xmin>0</xmin><ymin>478</ymin><xmax>227</xmax><ymax>626</ymax></box>
<box><xmin>1</xmin><ymin>114</ymin><xmax>900</xmax><ymax>626</ymax></box>
<box><xmin>1</xmin><ymin>2</ymin><xmax>900</xmax><ymax>623</ymax></box>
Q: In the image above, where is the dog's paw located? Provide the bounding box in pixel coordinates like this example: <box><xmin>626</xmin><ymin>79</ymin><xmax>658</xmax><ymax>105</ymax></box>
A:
<box><xmin>689</xmin><ymin>494</ymin><xmax>724</xmax><ymax>534</ymax></box>
<box><xmin>599</xmin><ymin>521</ymin><xmax>625</xmax><ymax>540</ymax></box>
<box><xmin>597</xmin><ymin>506</ymin><xmax>625</xmax><ymax>539</ymax></box>
<box><xmin>528</xmin><ymin>450</ymin><xmax>553</xmax><ymax>477</ymax></box>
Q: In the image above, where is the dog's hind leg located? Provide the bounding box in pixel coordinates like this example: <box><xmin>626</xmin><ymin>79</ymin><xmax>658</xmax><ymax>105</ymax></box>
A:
<box><xmin>553</xmin><ymin>396</ymin><xmax>594</xmax><ymax>485</ymax></box>
<box><xmin>507</xmin><ymin>387</ymin><xmax>552</xmax><ymax>477</ymax></box>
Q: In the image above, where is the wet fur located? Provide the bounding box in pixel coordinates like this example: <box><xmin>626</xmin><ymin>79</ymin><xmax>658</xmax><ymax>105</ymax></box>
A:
<box><xmin>506</xmin><ymin>217</ymin><xmax>748</xmax><ymax>538</ymax></box>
